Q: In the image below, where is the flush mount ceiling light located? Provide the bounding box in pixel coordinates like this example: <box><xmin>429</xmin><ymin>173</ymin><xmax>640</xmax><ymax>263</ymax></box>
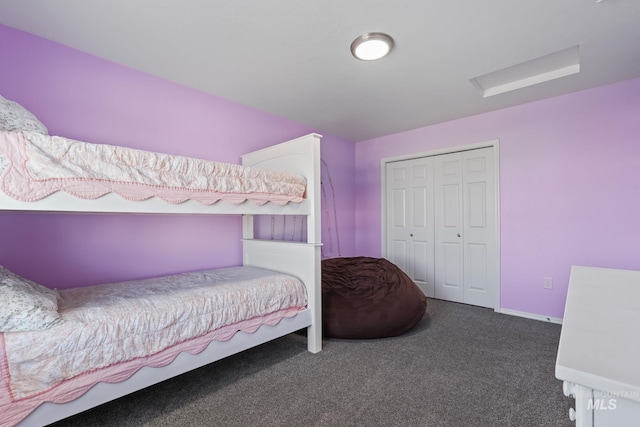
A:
<box><xmin>350</xmin><ymin>32</ymin><xmax>394</xmax><ymax>61</ymax></box>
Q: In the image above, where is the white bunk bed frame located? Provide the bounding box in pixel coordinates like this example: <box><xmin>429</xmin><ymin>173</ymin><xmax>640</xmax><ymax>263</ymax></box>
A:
<box><xmin>1</xmin><ymin>133</ymin><xmax>323</xmax><ymax>427</ymax></box>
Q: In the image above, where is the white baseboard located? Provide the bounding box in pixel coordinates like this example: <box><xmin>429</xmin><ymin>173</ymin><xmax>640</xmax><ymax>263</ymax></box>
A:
<box><xmin>496</xmin><ymin>308</ymin><xmax>563</xmax><ymax>325</ymax></box>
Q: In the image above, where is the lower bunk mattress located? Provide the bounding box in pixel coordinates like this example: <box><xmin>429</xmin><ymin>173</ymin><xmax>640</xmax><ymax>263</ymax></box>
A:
<box><xmin>0</xmin><ymin>266</ymin><xmax>307</xmax><ymax>427</ymax></box>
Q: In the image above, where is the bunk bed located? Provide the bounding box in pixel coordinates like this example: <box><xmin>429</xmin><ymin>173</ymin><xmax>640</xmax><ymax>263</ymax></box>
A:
<box><xmin>0</xmin><ymin>126</ymin><xmax>323</xmax><ymax>427</ymax></box>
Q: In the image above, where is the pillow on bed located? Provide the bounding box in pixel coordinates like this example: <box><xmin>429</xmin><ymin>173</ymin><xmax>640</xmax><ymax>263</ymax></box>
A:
<box><xmin>0</xmin><ymin>266</ymin><xmax>61</xmax><ymax>332</ymax></box>
<box><xmin>0</xmin><ymin>94</ymin><xmax>48</xmax><ymax>134</ymax></box>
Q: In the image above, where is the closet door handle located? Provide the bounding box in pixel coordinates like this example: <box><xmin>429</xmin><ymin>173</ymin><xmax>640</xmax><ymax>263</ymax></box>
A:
<box><xmin>457</xmin><ymin>233</ymin><xmax>461</xmax><ymax>237</ymax></box>
<box><xmin>410</xmin><ymin>233</ymin><xmax>414</xmax><ymax>237</ymax></box>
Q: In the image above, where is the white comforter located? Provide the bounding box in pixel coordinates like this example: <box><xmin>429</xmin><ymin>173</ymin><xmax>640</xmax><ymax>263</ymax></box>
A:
<box><xmin>2</xmin><ymin>267</ymin><xmax>306</xmax><ymax>402</ymax></box>
<box><xmin>0</xmin><ymin>131</ymin><xmax>306</xmax><ymax>205</ymax></box>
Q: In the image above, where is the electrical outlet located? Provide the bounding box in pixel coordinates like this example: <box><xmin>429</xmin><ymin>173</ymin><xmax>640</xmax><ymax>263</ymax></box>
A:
<box><xmin>543</xmin><ymin>277</ymin><xmax>553</xmax><ymax>290</ymax></box>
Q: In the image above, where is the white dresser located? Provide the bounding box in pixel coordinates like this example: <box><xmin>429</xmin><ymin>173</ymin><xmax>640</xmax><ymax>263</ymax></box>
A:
<box><xmin>556</xmin><ymin>266</ymin><xmax>640</xmax><ymax>426</ymax></box>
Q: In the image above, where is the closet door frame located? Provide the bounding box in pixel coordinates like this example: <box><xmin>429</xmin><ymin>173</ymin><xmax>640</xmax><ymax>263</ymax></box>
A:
<box><xmin>381</xmin><ymin>139</ymin><xmax>501</xmax><ymax>311</ymax></box>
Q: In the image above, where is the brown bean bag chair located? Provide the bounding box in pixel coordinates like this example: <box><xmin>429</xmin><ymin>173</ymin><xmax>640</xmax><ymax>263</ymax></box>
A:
<box><xmin>322</xmin><ymin>257</ymin><xmax>427</xmax><ymax>339</ymax></box>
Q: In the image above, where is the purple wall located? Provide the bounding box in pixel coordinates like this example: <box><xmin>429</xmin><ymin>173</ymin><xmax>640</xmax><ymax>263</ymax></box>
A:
<box><xmin>355</xmin><ymin>77</ymin><xmax>640</xmax><ymax>319</ymax></box>
<box><xmin>0</xmin><ymin>24</ymin><xmax>355</xmax><ymax>288</ymax></box>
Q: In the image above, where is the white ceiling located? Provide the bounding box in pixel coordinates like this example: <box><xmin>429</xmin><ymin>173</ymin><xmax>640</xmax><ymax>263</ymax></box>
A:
<box><xmin>1</xmin><ymin>0</ymin><xmax>639</xmax><ymax>142</ymax></box>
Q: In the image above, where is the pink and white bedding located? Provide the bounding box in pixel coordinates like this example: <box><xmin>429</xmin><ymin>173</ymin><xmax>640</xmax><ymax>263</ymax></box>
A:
<box><xmin>0</xmin><ymin>130</ymin><xmax>306</xmax><ymax>206</ymax></box>
<box><xmin>0</xmin><ymin>266</ymin><xmax>307</xmax><ymax>427</ymax></box>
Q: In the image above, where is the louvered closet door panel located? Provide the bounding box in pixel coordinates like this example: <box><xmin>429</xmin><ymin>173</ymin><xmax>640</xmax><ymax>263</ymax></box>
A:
<box><xmin>385</xmin><ymin>158</ymin><xmax>434</xmax><ymax>296</ymax></box>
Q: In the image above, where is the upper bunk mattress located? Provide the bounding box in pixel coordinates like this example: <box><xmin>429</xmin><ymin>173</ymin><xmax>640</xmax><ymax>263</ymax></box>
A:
<box><xmin>0</xmin><ymin>131</ymin><xmax>306</xmax><ymax>206</ymax></box>
<box><xmin>0</xmin><ymin>266</ymin><xmax>307</xmax><ymax>426</ymax></box>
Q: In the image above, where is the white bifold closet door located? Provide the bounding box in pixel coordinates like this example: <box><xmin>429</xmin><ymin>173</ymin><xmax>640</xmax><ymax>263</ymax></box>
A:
<box><xmin>385</xmin><ymin>147</ymin><xmax>497</xmax><ymax>308</ymax></box>
<box><xmin>385</xmin><ymin>157</ymin><xmax>435</xmax><ymax>297</ymax></box>
<box><xmin>433</xmin><ymin>148</ymin><xmax>497</xmax><ymax>308</ymax></box>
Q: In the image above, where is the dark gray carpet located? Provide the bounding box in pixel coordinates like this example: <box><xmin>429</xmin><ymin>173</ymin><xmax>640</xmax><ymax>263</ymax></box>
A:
<box><xmin>50</xmin><ymin>299</ymin><xmax>573</xmax><ymax>427</ymax></box>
